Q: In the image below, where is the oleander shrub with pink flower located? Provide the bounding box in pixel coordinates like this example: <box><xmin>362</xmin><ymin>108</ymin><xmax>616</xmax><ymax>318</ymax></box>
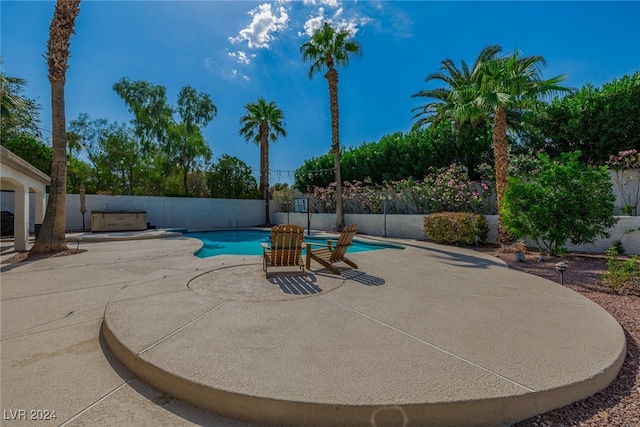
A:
<box><xmin>307</xmin><ymin>164</ymin><xmax>495</xmax><ymax>215</ymax></box>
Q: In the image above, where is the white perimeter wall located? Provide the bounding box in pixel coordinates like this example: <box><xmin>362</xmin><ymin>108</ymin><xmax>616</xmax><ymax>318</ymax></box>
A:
<box><xmin>274</xmin><ymin>212</ymin><xmax>640</xmax><ymax>254</ymax></box>
<box><xmin>1</xmin><ymin>193</ymin><xmax>268</xmax><ymax>231</ymax></box>
<box><xmin>2</xmin><ymin>193</ymin><xmax>639</xmax><ymax>254</ymax></box>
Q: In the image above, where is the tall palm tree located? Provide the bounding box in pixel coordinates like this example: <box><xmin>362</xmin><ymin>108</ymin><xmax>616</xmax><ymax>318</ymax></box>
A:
<box><xmin>301</xmin><ymin>22</ymin><xmax>362</xmax><ymax>231</ymax></box>
<box><xmin>477</xmin><ymin>51</ymin><xmax>571</xmax><ymax>243</ymax></box>
<box><xmin>239</xmin><ymin>97</ymin><xmax>286</xmax><ymax>226</ymax></box>
<box><xmin>30</xmin><ymin>0</ymin><xmax>81</xmax><ymax>255</ymax></box>
<box><xmin>411</xmin><ymin>45</ymin><xmax>502</xmax><ymax>132</ymax></box>
<box><xmin>411</xmin><ymin>45</ymin><xmax>502</xmax><ymax>174</ymax></box>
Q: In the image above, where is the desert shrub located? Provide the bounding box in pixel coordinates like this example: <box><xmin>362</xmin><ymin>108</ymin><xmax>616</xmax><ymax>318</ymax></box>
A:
<box><xmin>601</xmin><ymin>246</ymin><xmax>639</xmax><ymax>293</ymax></box>
<box><xmin>501</xmin><ymin>152</ymin><xmax>618</xmax><ymax>255</ymax></box>
<box><xmin>423</xmin><ymin>212</ymin><xmax>488</xmax><ymax>245</ymax></box>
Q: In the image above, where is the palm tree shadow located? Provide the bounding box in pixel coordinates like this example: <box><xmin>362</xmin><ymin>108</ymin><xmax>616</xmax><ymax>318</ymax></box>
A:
<box><xmin>268</xmin><ymin>273</ymin><xmax>323</xmax><ymax>295</ymax></box>
<box><xmin>339</xmin><ymin>268</ymin><xmax>385</xmax><ymax>286</ymax></box>
<box><xmin>364</xmin><ymin>237</ymin><xmax>506</xmax><ymax>270</ymax></box>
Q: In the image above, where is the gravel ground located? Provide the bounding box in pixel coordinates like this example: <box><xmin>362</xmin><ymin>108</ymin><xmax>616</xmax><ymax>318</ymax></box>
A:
<box><xmin>474</xmin><ymin>247</ymin><xmax>640</xmax><ymax>427</ymax></box>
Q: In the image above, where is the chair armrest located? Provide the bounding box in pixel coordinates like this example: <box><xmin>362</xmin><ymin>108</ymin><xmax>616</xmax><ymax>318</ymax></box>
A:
<box><xmin>260</xmin><ymin>243</ymin><xmax>270</xmax><ymax>255</ymax></box>
<box><xmin>305</xmin><ymin>242</ymin><xmax>331</xmax><ymax>249</ymax></box>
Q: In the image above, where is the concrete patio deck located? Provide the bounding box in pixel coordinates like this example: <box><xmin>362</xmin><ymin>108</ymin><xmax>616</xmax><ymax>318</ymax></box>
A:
<box><xmin>0</xmin><ymin>231</ymin><xmax>626</xmax><ymax>426</ymax></box>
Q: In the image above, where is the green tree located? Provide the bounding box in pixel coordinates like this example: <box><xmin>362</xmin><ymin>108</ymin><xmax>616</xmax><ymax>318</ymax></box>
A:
<box><xmin>517</xmin><ymin>72</ymin><xmax>640</xmax><ymax>165</ymax></box>
<box><xmin>301</xmin><ymin>22</ymin><xmax>362</xmax><ymax>231</ymax></box>
<box><xmin>31</xmin><ymin>0</ymin><xmax>81</xmax><ymax>255</ymax></box>
<box><xmin>66</xmin><ymin>156</ymin><xmax>94</xmax><ymax>194</ymax></box>
<box><xmin>293</xmin><ymin>123</ymin><xmax>492</xmax><ymax>191</ymax></box>
<box><xmin>0</xmin><ymin>69</ymin><xmax>48</xmax><ymax>173</ymax></box>
<box><xmin>113</xmin><ymin>78</ymin><xmax>216</xmax><ymax>195</ymax></box>
<box><xmin>0</xmin><ymin>71</ymin><xmax>26</xmax><ymax>120</ymax></box>
<box><xmin>1</xmin><ymin>70</ymin><xmax>42</xmax><ymax>141</ymax></box>
<box><xmin>175</xmin><ymin>85</ymin><xmax>217</xmax><ymax>193</ymax></box>
<box><xmin>1</xmin><ymin>135</ymin><xmax>52</xmax><ymax>176</ymax></box>
<box><xmin>411</xmin><ymin>45</ymin><xmax>500</xmax><ymax>173</ymax></box>
<box><xmin>239</xmin><ymin>97</ymin><xmax>286</xmax><ymax>225</ymax></box>
<box><xmin>68</xmin><ymin>113</ymin><xmax>111</xmax><ymax>191</ymax></box>
<box><xmin>97</xmin><ymin>124</ymin><xmax>144</xmax><ymax>195</ymax></box>
<box><xmin>207</xmin><ymin>155</ymin><xmax>260</xmax><ymax>199</ymax></box>
<box><xmin>477</xmin><ymin>50</ymin><xmax>571</xmax><ymax>243</ymax></box>
<box><xmin>501</xmin><ymin>152</ymin><xmax>617</xmax><ymax>255</ymax></box>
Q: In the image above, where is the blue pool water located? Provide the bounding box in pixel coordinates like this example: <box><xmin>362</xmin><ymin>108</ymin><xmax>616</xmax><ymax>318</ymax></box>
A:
<box><xmin>185</xmin><ymin>229</ymin><xmax>402</xmax><ymax>258</ymax></box>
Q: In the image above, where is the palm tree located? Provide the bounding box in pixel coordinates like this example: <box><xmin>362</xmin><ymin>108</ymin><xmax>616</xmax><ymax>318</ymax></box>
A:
<box><xmin>239</xmin><ymin>97</ymin><xmax>286</xmax><ymax>226</ymax></box>
<box><xmin>0</xmin><ymin>69</ymin><xmax>27</xmax><ymax>120</ymax></box>
<box><xmin>301</xmin><ymin>22</ymin><xmax>362</xmax><ymax>231</ymax></box>
<box><xmin>411</xmin><ymin>45</ymin><xmax>502</xmax><ymax>175</ymax></box>
<box><xmin>477</xmin><ymin>51</ymin><xmax>571</xmax><ymax>243</ymax></box>
<box><xmin>30</xmin><ymin>0</ymin><xmax>81</xmax><ymax>255</ymax></box>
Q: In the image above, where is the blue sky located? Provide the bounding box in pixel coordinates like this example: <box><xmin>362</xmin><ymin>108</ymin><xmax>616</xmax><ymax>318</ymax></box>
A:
<box><xmin>2</xmin><ymin>1</ymin><xmax>639</xmax><ymax>185</ymax></box>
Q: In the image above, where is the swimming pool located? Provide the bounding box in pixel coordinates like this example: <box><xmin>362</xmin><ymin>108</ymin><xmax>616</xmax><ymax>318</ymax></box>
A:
<box><xmin>185</xmin><ymin>229</ymin><xmax>403</xmax><ymax>258</ymax></box>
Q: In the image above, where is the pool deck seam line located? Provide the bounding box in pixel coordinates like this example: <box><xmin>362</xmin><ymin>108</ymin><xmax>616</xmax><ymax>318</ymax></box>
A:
<box><xmin>58</xmin><ymin>379</ymin><xmax>134</xmax><ymax>427</ymax></box>
<box><xmin>320</xmin><ymin>294</ymin><xmax>537</xmax><ymax>393</ymax></box>
<box><xmin>137</xmin><ymin>301</ymin><xmax>228</xmax><ymax>356</ymax></box>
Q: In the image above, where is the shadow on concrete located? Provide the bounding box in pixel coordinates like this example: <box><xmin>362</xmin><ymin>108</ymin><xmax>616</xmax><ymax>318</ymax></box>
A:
<box><xmin>340</xmin><ymin>268</ymin><xmax>385</xmax><ymax>286</ymax></box>
<box><xmin>364</xmin><ymin>237</ymin><xmax>506</xmax><ymax>270</ymax></box>
<box><xmin>99</xmin><ymin>325</ymin><xmax>135</xmax><ymax>384</ymax></box>
<box><xmin>268</xmin><ymin>273</ymin><xmax>323</xmax><ymax>295</ymax></box>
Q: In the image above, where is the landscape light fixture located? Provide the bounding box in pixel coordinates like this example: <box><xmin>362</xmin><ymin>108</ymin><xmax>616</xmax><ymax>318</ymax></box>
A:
<box><xmin>555</xmin><ymin>262</ymin><xmax>568</xmax><ymax>285</ymax></box>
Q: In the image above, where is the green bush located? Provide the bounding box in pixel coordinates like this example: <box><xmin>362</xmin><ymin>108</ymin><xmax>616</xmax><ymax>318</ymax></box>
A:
<box><xmin>517</xmin><ymin>72</ymin><xmax>640</xmax><ymax>165</ymax></box>
<box><xmin>423</xmin><ymin>212</ymin><xmax>488</xmax><ymax>245</ymax></box>
<box><xmin>501</xmin><ymin>152</ymin><xmax>618</xmax><ymax>255</ymax></box>
<box><xmin>601</xmin><ymin>249</ymin><xmax>639</xmax><ymax>293</ymax></box>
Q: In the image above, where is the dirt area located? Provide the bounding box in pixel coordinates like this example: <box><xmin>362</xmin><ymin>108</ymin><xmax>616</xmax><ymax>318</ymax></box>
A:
<box><xmin>473</xmin><ymin>245</ymin><xmax>640</xmax><ymax>427</ymax></box>
<box><xmin>2</xmin><ymin>247</ymin><xmax>87</xmax><ymax>264</ymax></box>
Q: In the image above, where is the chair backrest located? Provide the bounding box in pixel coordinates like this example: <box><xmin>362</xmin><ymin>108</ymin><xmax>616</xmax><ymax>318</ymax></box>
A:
<box><xmin>269</xmin><ymin>224</ymin><xmax>305</xmax><ymax>266</ymax></box>
<box><xmin>331</xmin><ymin>224</ymin><xmax>359</xmax><ymax>261</ymax></box>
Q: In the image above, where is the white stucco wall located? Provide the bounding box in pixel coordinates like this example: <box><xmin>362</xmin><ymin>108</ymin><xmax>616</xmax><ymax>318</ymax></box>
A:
<box><xmin>1</xmin><ymin>193</ymin><xmax>268</xmax><ymax>232</ymax></box>
<box><xmin>64</xmin><ymin>194</ymin><xmax>268</xmax><ymax>230</ymax></box>
<box><xmin>3</xmin><ymin>193</ymin><xmax>639</xmax><ymax>254</ymax></box>
<box><xmin>272</xmin><ymin>212</ymin><xmax>427</xmax><ymax>240</ymax></box>
<box><xmin>273</xmin><ymin>212</ymin><xmax>640</xmax><ymax>254</ymax></box>
<box><xmin>609</xmin><ymin>169</ymin><xmax>640</xmax><ymax>215</ymax></box>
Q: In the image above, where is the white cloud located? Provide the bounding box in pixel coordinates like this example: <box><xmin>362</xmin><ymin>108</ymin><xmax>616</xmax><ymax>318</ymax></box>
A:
<box><xmin>203</xmin><ymin>57</ymin><xmax>250</xmax><ymax>82</ymax></box>
<box><xmin>228</xmin><ymin>50</ymin><xmax>254</xmax><ymax>65</ymax></box>
<box><xmin>233</xmin><ymin>69</ymin><xmax>251</xmax><ymax>82</ymax></box>
<box><xmin>304</xmin><ymin>0</ymin><xmax>340</xmax><ymax>7</ymax></box>
<box><xmin>301</xmin><ymin>7</ymin><xmax>326</xmax><ymax>36</ymax></box>
<box><xmin>229</xmin><ymin>3</ymin><xmax>289</xmax><ymax>49</ymax></box>
<box><xmin>300</xmin><ymin>5</ymin><xmax>369</xmax><ymax>38</ymax></box>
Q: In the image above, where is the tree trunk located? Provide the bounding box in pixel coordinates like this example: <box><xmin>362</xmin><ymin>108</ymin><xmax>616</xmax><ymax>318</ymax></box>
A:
<box><xmin>31</xmin><ymin>82</ymin><xmax>69</xmax><ymax>254</ymax></box>
<box><xmin>493</xmin><ymin>107</ymin><xmax>512</xmax><ymax>244</ymax></box>
<box><xmin>260</xmin><ymin>123</ymin><xmax>270</xmax><ymax>226</ymax></box>
<box><xmin>30</xmin><ymin>0</ymin><xmax>80</xmax><ymax>255</ymax></box>
<box><xmin>325</xmin><ymin>68</ymin><xmax>344</xmax><ymax>231</ymax></box>
<box><xmin>182</xmin><ymin>136</ymin><xmax>189</xmax><ymax>194</ymax></box>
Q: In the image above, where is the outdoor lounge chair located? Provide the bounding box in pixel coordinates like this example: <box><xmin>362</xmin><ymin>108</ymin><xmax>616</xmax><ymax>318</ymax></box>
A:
<box><xmin>305</xmin><ymin>224</ymin><xmax>359</xmax><ymax>274</ymax></box>
<box><xmin>261</xmin><ymin>224</ymin><xmax>306</xmax><ymax>277</ymax></box>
